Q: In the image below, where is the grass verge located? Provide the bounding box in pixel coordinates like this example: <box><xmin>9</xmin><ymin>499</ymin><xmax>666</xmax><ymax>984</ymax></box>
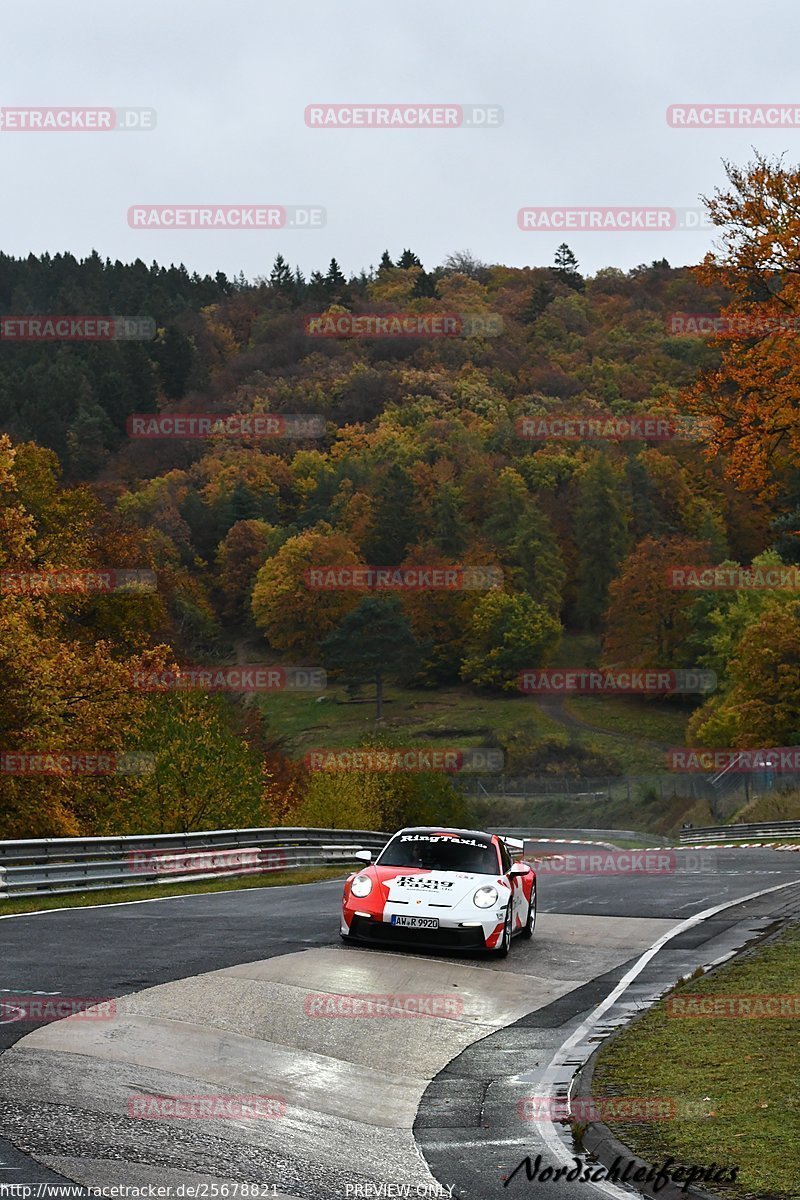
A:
<box><xmin>0</xmin><ymin>865</ymin><xmax>349</xmax><ymax>917</ymax></box>
<box><xmin>591</xmin><ymin>921</ymin><xmax>800</xmax><ymax>1198</ymax></box>
<box><xmin>565</xmin><ymin>695</ymin><xmax>689</xmax><ymax>745</ymax></box>
<box><xmin>258</xmin><ymin>684</ymin><xmax>562</xmax><ymax>750</ymax></box>
<box><xmin>730</xmin><ymin>791</ymin><xmax>800</xmax><ymax>825</ymax></box>
<box><xmin>560</xmin><ymin>728</ymin><xmax>671</xmax><ymax>774</ymax></box>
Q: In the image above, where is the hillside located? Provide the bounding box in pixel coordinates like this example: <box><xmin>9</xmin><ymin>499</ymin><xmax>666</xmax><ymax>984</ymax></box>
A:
<box><xmin>2</xmin><ymin>167</ymin><xmax>799</xmax><ymax>839</ymax></box>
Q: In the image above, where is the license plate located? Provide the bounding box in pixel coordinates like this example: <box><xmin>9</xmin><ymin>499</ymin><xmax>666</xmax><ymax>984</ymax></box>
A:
<box><xmin>390</xmin><ymin>915</ymin><xmax>439</xmax><ymax>929</ymax></box>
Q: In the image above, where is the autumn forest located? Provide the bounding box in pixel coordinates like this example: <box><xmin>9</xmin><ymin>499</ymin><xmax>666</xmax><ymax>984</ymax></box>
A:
<box><xmin>1</xmin><ymin>155</ymin><xmax>799</xmax><ymax>840</ymax></box>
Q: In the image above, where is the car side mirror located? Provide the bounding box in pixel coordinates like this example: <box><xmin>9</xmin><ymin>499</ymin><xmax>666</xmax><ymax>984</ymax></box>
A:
<box><xmin>354</xmin><ymin>849</ymin><xmax>373</xmax><ymax>864</ymax></box>
<box><xmin>508</xmin><ymin>861</ymin><xmax>529</xmax><ymax>876</ymax></box>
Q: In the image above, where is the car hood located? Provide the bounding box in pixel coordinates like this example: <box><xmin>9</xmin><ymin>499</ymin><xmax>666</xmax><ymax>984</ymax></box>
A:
<box><xmin>372</xmin><ymin>866</ymin><xmax>501</xmax><ymax>907</ymax></box>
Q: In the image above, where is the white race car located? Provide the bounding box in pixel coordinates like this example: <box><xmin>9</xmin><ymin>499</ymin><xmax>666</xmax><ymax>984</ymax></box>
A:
<box><xmin>340</xmin><ymin>826</ymin><xmax>536</xmax><ymax>956</ymax></box>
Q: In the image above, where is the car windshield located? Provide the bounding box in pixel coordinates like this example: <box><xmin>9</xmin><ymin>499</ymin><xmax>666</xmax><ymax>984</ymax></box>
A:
<box><xmin>377</xmin><ymin>833</ymin><xmax>499</xmax><ymax>874</ymax></box>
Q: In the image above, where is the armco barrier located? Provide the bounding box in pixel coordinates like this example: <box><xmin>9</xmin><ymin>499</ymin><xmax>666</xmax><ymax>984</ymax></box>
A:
<box><xmin>0</xmin><ymin>827</ymin><xmax>389</xmax><ymax>898</ymax></box>
<box><xmin>679</xmin><ymin>820</ymin><xmax>800</xmax><ymax>845</ymax></box>
<box><xmin>494</xmin><ymin>826</ymin><xmax>667</xmax><ymax>843</ymax></box>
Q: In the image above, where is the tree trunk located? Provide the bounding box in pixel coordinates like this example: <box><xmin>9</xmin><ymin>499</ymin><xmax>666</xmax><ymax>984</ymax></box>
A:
<box><xmin>375</xmin><ymin>673</ymin><xmax>384</xmax><ymax>721</ymax></box>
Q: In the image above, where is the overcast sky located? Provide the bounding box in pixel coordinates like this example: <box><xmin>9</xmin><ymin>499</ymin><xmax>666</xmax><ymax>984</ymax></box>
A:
<box><xmin>2</xmin><ymin>0</ymin><xmax>799</xmax><ymax>282</ymax></box>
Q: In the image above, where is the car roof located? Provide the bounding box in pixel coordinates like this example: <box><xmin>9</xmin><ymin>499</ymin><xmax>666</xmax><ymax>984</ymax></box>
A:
<box><xmin>394</xmin><ymin>826</ymin><xmax>496</xmax><ymax>845</ymax></box>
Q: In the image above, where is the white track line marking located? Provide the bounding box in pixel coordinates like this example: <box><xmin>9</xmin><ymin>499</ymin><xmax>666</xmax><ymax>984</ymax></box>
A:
<box><xmin>0</xmin><ymin>878</ymin><xmax>344</xmax><ymax>922</ymax></box>
<box><xmin>0</xmin><ymin>989</ymin><xmax>61</xmax><ymax>994</ymax></box>
<box><xmin>530</xmin><ymin>878</ymin><xmax>800</xmax><ymax>1198</ymax></box>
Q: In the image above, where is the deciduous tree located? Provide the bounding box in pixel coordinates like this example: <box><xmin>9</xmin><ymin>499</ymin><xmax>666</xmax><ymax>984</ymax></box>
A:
<box><xmin>322</xmin><ymin>596</ymin><xmax>420</xmax><ymax>719</ymax></box>
<box><xmin>251</xmin><ymin>525</ymin><xmax>363</xmax><ymax>654</ymax></box>
<box><xmin>686</xmin><ymin>154</ymin><xmax>800</xmax><ymax>506</ymax></box>
<box><xmin>460</xmin><ymin>591</ymin><xmax>561</xmax><ymax>691</ymax></box>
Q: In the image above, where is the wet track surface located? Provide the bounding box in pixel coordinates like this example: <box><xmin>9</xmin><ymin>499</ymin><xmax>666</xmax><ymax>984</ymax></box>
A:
<box><xmin>1</xmin><ymin>843</ymin><xmax>798</xmax><ymax>1197</ymax></box>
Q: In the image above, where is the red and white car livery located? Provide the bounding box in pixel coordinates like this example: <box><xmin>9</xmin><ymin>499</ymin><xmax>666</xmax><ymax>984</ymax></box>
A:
<box><xmin>340</xmin><ymin>826</ymin><xmax>536</xmax><ymax>955</ymax></box>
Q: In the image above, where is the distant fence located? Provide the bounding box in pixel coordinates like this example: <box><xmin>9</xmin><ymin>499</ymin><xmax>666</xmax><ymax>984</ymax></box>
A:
<box><xmin>679</xmin><ymin>820</ymin><xmax>800</xmax><ymax>845</ymax></box>
<box><xmin>0</xmin><ymin>827</ymin><xmax>389</xmax><ymax>899</ymax></box>
<box><xmin>458</xmin><ymin>771</ymin><xmax>800</xmax><ymax>821</ymax></box>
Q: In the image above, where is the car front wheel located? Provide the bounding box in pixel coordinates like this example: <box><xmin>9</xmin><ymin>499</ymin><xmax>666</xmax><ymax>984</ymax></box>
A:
<box><xmin>522</xmin><ymin>887</ymin><xmax>536</xmax><ymax>939</ymax></box>
<box><xmin>494</xmin><ymin>907</ymin><xmax>512</xmax><ymax>957</ymax></box>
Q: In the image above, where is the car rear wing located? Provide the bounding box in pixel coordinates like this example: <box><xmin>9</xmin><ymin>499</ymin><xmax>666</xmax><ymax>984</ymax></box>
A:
<box><xmin>499</xmin><ymin>835</ymin><xmax>525</xmax><ymax>858</ymax></box>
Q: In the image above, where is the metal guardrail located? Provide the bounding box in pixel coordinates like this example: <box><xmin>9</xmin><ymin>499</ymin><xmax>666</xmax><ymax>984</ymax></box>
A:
<box><xmin>679</xmin><ymin>820</ymin><xmax>800</xmax><ymax>844</ymax></box>
<box><xmin>0</xmin><ymin>827</ymin><xmax>389</xmax><ymax>898</ymax></box>
<box><xmin>494</xmin><ymin>826</ymin><xmax>667</xmax><ymax>843</ymax></box>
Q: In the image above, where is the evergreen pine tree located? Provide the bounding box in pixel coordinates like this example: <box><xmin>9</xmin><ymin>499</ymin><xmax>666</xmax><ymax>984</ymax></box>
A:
<box><xmin>507</xmin><ymin>502</ymin><xmax>566</xmax><ymax>617</ymax></box>
<box><xmin>523</xmin><ymin>279</ymin><xmax>555</xmax><ymax>323</ymax></box>
<box><xmin>269</xmin><ymin>254</ymin><xmax>294</xmax><ymax>295</ymax></box>
<box><xmin>574</xmin><ymin>455</ymin><xmax>628</xmax><ymax>630</ymax></box>
<box><xmin>483</xmin><ymin>468</ymin><xmax>529</xmax><ymax>549</ymax></box>
<box><xmin>308</xmin><ymin>270</ymin><xmax>328</xmax><ymax>304</ymax></box>
<box><xmin>411</xmin><ymin>269</ymin><xmax>439</xmax><ymax>299</ymax></box>
<box><xmin>431</xmin><ymin>483</ymin><xmax>468</xmax><ymax>556</ymax></box>
<box><xmin>363</xmin><ymin>463</ymin><xmax>418</xmax><ymax>564</ymax></box>
<box><xmin>625</xmin><ymin>457</ymin><xmax>672</xmax><ymax>540</ymax></box>
<box><xmin>325</xmin><ymin>258</ymin><xmax>346</xmax><ymax>289</ymax></box>
<box><xmin>553</xmin><ymin>243</ymin><xmax>584</xmax><ymax>292</ymax></box>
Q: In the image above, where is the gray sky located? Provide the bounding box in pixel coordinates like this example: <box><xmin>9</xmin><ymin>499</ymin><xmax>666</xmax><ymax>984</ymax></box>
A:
<box><xmin>2</xmin><ymin>0</ymin><xmax>798</xmax><ymax>281</ymax></box>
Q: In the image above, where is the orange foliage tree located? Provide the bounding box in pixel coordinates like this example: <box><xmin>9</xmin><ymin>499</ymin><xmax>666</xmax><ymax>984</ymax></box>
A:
<box><xmin>686</xmin><ymin>154</ymin><xmax>800</xmax><ymax>506</ymax></box>
<box><xmin>0</xmin><ymin>435</ymin><xmax>173</xmax><ymax>837</ymax></box>
<box><xmin>603</xmin><ymin>536</ymin><xmax>711</xmax><ymax>670</ymax></box>
<box><xmin>250</xmin><ymin>524</ymin><xmax>364</xmax><ymax>655</ymax></box>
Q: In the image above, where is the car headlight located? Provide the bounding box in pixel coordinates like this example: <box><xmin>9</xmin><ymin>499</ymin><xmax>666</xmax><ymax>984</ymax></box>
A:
<box><xmin>350</xmin><ymin>874</ymin><xmax>373</xmax><ymax>898</ymax></box>
<box><xmin>473</xmin><ymin>885</ymin><xmax>498</xmax><ymax>908</ymax></box>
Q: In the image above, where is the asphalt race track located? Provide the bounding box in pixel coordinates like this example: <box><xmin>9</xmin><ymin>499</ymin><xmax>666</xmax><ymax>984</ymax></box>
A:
<box><xmin>1</xmin><ymin>842</ymin><xmax>799</xmax><ymax>1200</ymax></box>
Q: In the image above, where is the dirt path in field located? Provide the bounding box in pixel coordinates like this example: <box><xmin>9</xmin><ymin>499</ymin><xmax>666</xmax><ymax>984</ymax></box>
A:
<box><xmin>534</xmin><ymin>694</ymin><xmax>673</xmax><ymax>753</ymax></box>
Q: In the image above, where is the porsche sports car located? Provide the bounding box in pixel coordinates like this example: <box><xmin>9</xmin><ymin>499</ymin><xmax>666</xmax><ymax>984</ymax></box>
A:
<box><xmin>340</xmin><ymin>826</ymin><xmax>536</xmax><ymax>955</ymax></box>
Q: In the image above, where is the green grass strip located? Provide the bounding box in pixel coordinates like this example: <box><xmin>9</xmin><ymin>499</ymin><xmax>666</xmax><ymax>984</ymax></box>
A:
<box><xmin>592</xmin><ymin>921</ymin><xmax>800</xmax><ymax>1198</ymax></box>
